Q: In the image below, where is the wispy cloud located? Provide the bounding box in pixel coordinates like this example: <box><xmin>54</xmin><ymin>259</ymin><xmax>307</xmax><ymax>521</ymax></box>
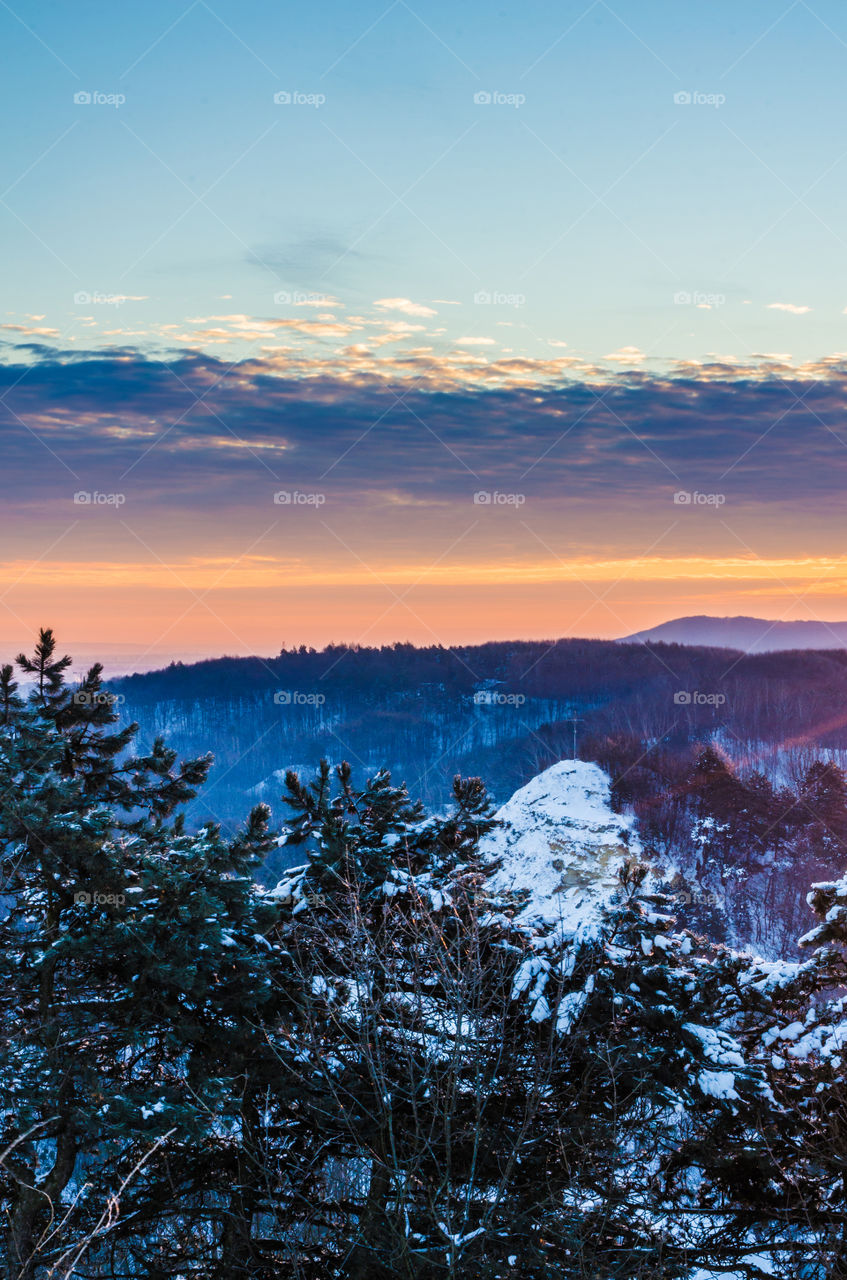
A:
<box><xmin>604</xmin><ymin>345</ymin><xmax>646</xmax><ymax>363</ymax></box>
<box><xmin>767</xmin><ymin>302</ymin><xmax>812</xmax><ymax>315</ymax></box>
<box><xmin>374</xmin><ymin>297</ymin><xmax>438</xmax><ymax>318</ymax></box>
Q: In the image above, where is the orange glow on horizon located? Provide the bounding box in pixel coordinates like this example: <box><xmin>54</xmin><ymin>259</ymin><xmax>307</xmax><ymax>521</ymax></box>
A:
<box><xmin>3</xmin><ymin>553</ymin><xmax>847</xmax><ymax>591</ymax></box>
<box><xmin>1</xmin><ymin>549</ymin><xmax>847</xmax><ymax>670</ymax></box>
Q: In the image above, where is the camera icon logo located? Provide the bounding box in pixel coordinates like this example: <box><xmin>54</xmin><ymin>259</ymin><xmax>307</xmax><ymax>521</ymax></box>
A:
<box><xmin>73</xmin><ymin>290</ymin><xmax>92</xmax><ymax>305</ymax></box>
<box><xmin>473</xmin><ymin>91</ymin><xmax>492</xmax><ymax>105</ymax></box>
<box><xmin>273</xmin><ymin>91</ymin><xmax>292</xmax><ymax>104</ymax></box>
<box><xmin>674</xmin><ymin>91</ymin><xmax>692</xmax><ymax>105</ymax></box>
<box><xmin>273</xmin><ymin>691</ymin><xmax>292</xmax><ymax>705</ymax></box>
<box><xmin>74</xmin><ymin>891</ymin><xmax>92</xmax><ymax>904</ymax></box>
<box><xmin>474</xmin><ymin>290</ymin><xmax>492</xmax><ymax>304</ymax></box>
<box><xmin>673</xmin><ymin>691</ymin><xmax>692</xmax><ymax>705</ymax></box>
<box><xmin>273</xmin><ymin>290</ymin><xmax>291</xmax><ymax>304</ymax></box>
<box><xmin>473</xmin><ymin>491</ymin><xmax>492</xmax><ymax>504</ymax></box>
<box><xmin>673</xmin><ymin>491</ymin><xmax>692</xmax><ymax>505</ymax></box>
<box><xmin>74</xmin><ymin>91</ymin><xmax>92</xmax><ymax>105</ymax></box>
<box><xmin>673</xmin><ymin>291</ymin><xmax>692</xmax><ymax>305</ymax></box>
<box><xmin>74</xmin><ymin>491</ymin><xmax>92</xmax><ymax>504</ymax></box>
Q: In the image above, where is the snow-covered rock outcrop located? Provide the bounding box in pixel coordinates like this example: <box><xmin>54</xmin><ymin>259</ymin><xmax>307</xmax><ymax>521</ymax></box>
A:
<box><xmin>482</xmin><ymin>760</ymin><xmax>641</xmax><ymax>937</ymax></box>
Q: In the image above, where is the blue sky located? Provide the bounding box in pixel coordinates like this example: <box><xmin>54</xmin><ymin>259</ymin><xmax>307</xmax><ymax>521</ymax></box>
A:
<box><xmin>4</xmin><ymin>0</ymin><xmax>847</xmax><ymax>366</ymax></box>
<box><xmin>5</xmin><ymin>1</ymin><xmax>847</xmax><ymax>664</ymax></box>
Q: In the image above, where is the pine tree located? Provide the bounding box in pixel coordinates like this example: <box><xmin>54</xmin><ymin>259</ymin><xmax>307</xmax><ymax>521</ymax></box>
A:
<box><xmin>267</xmin><ymin>767</ymin><xmax>805</xmax><ymax>1279</ymax></box>
<box><xmin>0</xmin><ymin>633</ymin><xmax>285</xmax><ymax>1278</ymax></box>
<box><xmin>799</xmin><ymin>760</ymin><xmax>847</xmax><ymax>858</ymax></box>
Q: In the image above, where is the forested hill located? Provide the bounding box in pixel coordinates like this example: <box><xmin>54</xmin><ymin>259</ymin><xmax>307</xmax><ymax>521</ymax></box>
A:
<box><xmin>116</xmin><ymin>636</ymin><xmax>756</xmax><ymax>703</ymax></box>
<box><xmin>9</xmin><ymin>634</ymin><xmax>847</xmax><ymax>1276</ymax></box>
<box><xmin>112</xmin><ymin>638</ymin><xmax>847</xmax><ymax>851</ymax></box>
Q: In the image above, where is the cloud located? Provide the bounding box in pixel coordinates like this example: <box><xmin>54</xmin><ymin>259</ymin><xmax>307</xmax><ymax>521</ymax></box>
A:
<box><xmin>0</xmin><ymin>323</ymin><xmax>60</xmax><ymax>337</ymax></box>
<box><xmin>4</xmin><ymin>340</ymin><xmax>847</xmax><ymax>525</ymax></box>
<box><xmin>456</xmin><ymin>336</ymin><xmax>496</xmax><ymax>346</ymax></box>
<box><xmin>248</xmin><ymin>234</ymin><xmax>371</xmax><ymax>287</ymax></box>
<box><xmin>367</xmin><ymin>321</ymin><xmax>427</xmax><ymax>347</ymax></box>
<box><xmin>373</xmin><ymin>297</ymin><xmax>438</xmax><ymax>318</ymax></box>
<box><xmin>293</xmin><ymin>295</ymin><xmax>340</xmax><ymax>307</ymax></box>
<box><xmin>180</xmin><ymin>314</ymin><xmax>357</xmax><ymax>341</ymax></box>
<box><xmin>8</xmin><ymin>338</ymin><xmax>847</xmax><ymax>646</ymax></box>
<box><xmin>604</xmin><ymin>346</ymin><xmax>646</xmax><ymax>364</ymax></box>
<box><xmin>767</xmin><ymin>303</ymin><xmax>811</xmax><ymax>314</ymax></box>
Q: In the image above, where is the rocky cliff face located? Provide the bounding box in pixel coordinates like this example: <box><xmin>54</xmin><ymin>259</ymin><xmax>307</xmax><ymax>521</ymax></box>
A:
<box><xmin>481</xmin><ymin>760</ymin><xmax>641</xmax><ymax>938</ymax></box>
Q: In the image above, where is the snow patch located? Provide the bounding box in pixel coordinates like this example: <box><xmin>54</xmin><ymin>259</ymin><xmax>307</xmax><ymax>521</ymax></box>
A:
<box><xmin>697</xmin><ymin>1069</ymin><xmax>739</xmax><ymax>1101</ymax></box>
<box><xmin>482</xmin><ymin>760</ymin><xmax>640</xmax><ymax>937</ymax></box>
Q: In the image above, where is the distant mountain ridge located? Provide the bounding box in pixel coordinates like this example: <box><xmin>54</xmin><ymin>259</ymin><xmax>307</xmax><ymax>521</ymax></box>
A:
<box><xmin>621</xmin><ymin>615</ymin><xmax>847</xmax><ymax>653</ymax></box>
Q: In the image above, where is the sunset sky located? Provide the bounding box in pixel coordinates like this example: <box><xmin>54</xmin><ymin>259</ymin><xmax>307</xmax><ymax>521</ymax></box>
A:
<box><xmin>4</xmin><ymin>0</ymin><xmax>847</xmax><ymax>669</ymax></box>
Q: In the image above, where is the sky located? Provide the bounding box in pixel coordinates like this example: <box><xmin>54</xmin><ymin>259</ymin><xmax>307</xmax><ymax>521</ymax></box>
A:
<box><xmin>3</xmin><ymin>0</ymin><xmax>847</xmax><ymax>669</ymax></box>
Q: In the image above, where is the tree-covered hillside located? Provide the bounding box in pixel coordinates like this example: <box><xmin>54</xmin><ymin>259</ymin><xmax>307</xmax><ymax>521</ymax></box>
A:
<box><xmin>113</xmin><ymin>637</ymin><xmax>847</xmax><ymax>829</ymax></box>
<box><xmin>113</xmin><ymin>638</ymin><xmax>847</xmax><ymax>953</ymax></box>
<box><xmin>4</xmin><ymin>632</ymin><xmax>847</xmax><ymax>1278</ymax></box>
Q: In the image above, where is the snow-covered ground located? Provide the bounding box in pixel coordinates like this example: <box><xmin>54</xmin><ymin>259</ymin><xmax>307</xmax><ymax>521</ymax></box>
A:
<box><xmin>482</xmin><ymin>759</ymin><xmax>641</xmax><ymax>936</ymax></box>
